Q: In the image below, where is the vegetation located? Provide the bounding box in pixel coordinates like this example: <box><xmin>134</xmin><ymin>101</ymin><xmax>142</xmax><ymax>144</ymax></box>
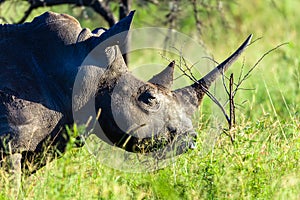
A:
<box><xmin>0</xmin><ymin>0</ymin><xmax>299</xmax><ymax>199</ymax></box>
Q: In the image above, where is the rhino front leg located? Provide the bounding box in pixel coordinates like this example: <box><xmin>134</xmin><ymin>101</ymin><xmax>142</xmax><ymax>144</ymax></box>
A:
<box><xmin>7</xmin><ymin>153</ymin><xmax>22</xmax><ymax>197</ymax></box>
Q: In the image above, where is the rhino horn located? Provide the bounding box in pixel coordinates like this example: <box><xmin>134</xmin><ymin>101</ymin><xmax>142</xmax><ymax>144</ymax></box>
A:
<box><xmin>175</xmin><ymin>34</ymin><xmax>252</xmax><ymax>113</ymax></box>
<box><xmin>148</xmin><ymin>61</ymin><xmax>175</xmax><ymax>88</ymax></box>
<box><xmin>91</xmin><ymin>10</ymin><xmax>135</xmax><ymax>50</ymax></box>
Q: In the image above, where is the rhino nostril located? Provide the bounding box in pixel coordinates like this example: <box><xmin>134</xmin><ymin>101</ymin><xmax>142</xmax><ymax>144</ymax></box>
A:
<box><xmin>188</xmin><ymin>130</ymin><xmax>197</xmax><ymax>150</ymax></box>
<box><xmin>188</xmin><ymin>141</ymin><xmax>196</xmax><ymax>150</ymax></box>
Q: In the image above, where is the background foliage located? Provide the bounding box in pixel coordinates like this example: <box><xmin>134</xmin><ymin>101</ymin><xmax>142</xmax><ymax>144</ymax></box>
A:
<box><xmin>0</xmin><ymin>0</ymin><xmax>299</xmax><ymax>199</ymax></box>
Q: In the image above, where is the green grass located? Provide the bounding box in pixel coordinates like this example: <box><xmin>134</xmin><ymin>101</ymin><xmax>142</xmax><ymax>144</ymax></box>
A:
<box><xmin>0</xmin><ymin>1</ymin><xmax>300</xmax><ymax>199</ymax></box>
<box><xmin>1</xmin><ymin>117</ymin><xmax>299</xmax><ymax>199</ymax></box>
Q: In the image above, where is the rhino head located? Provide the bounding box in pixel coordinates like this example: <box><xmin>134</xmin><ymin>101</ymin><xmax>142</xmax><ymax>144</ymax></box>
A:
<box><xmin>72</xmin><ymin>11</ymin><xmax>252</xmax><ymax>156</ymax></box>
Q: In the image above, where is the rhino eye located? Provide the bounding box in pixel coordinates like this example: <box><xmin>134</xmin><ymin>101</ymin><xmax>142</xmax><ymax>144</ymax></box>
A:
<box><xmin>138</xmin><ymin>91</ymin><xmax>156</xmax><ymax>105</ymax></box>
<box><xmin>137</xmin><ymin>90</ymin><xmax>161</xmax><ymax>112</ymax></box>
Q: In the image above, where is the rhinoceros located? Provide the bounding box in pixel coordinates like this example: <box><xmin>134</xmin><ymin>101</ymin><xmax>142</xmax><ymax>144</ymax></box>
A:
<box><xmin>0</xmin><ymin>10</ymin><xmax>252</xmax><ymax>174</ymax></box>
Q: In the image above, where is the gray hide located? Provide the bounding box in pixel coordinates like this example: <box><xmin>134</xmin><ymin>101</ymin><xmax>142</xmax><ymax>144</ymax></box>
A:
<box><xmin>0</xmin><ymin>11</ymin><xmax>252</xmax><ymax>172</ymax></box>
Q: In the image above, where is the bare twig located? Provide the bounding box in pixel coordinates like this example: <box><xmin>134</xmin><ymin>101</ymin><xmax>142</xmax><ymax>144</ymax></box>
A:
<box><xmin>221</xmin><ymin>70</ymin><xmax>229</xmax><ymax>95</ymax></box>
<box><xmin>236</xmin><ymin>57</ymin><xmax>246</xmax><ymax>88</ymax></box>
<box><xmin>229</xmin><ymin>73</ymin><xmax>235</xmax><ymax>129</ymax></box>
<box><xmin>160</xmin><ymin>53</ymin><xmax>197</xmax><ymax>83</ymax></box>
<box><xmin>161</xmin><ymin>46</ymin><xmax>232</xmax><ymax>125</ymax></box>
<box><xmin>249</xmin><ymin>36</ymin><xmax>263</xmax><ymax>45</ymax></box>
<box><xmin>200</xmin><ymin>84</ymin><xmax>231</xmax><ymax>124</ymax></box>
<box><xmin>202</xmin><ymin>56</ymin><xmax>219</xmax><ymax>65</ymax></box>
<box><xmin>220</xmin><ymin>42</ymin><xmax>289</xmax><ymax>144</ymax></box>
<box><xmin>232</xmin><ymin>42</ymin><xmax>289</xmax><ymax>97</ymax></box>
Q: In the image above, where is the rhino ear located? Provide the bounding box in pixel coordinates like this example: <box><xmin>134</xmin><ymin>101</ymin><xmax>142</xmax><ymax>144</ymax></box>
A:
<box><xmin>90</xmin><ymin>10</ymin><xmax>135</xmax><ymax>50</ymax></box>
<box><xmin>106</xmin><ymin>45</ymin><xmax>128</xmax><ymax>76</ymax></box>
<box><xmin>148</xmin><ymin>61</ymin><xmax>175</xmax><ymax>89</ymax></box>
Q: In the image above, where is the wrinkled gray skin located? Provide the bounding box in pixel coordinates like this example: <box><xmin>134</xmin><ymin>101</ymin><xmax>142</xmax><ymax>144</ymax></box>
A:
<box><xmin>0</xmin><ymin>11</ymin><xmax>252</xmax><ymax>172</ymax></box>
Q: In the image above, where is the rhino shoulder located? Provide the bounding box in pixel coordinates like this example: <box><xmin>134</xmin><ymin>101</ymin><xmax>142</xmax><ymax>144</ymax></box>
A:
<box><xmin>31</xmin><ymin>11</ymin><xmax>86</xmax><ymax>44</ymax></box>
<box><xmin>36</xmin><ymin>11</ymin><xmax>80</xmax><ymax>27</ymax></box>
<box><xmin>0</xmin><ymin>11</ymin><xmax>88</xmax><ymax>45</ymax></box>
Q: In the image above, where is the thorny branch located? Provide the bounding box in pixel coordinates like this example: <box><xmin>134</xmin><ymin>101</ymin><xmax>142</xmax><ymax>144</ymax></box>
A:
<box><xmin>222</xmin><ymin>42</ymin><xmax>289</xmax><ymax>103</ymax></box>
<box><xmin>167</xmin><ymin>40</ymin><xmax>288</xmax><ymax>143</ymax></box>
<box><xmin>228</xmin><ymin>73</ymin><xmax>235</xmax><ymax>142</ymax></box>
<box><xmin>223</xmin><ymin>42</ymin><xmax>288</xmax><ymax>142</ymax></box>
<box><xmin>232</xmin><ymin>42</ymin><xmax>289</xmax><ymax>97</ymax></box>
<box><xmin>160</xmin><ymin>51</ymin><xmax>231</xmax><ymax>124</ymax></box>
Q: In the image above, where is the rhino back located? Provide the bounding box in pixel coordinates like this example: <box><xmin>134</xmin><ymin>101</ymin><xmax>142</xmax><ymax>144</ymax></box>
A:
<box><xmin>0</xmin><ymin>12</ymin><xmax>93</xmax><ymax>154</ymax></box>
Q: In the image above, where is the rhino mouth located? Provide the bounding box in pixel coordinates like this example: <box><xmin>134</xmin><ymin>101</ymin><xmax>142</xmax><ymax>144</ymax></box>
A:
<box><xmin>116</xmin><ymin>124</ymin><xmax>197</xmax><ymax>156</ymax></box>
<box><xmin>133</xmin><ymin>133</ymin><xmax>196</xmax><ymax>154</ymax></box>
